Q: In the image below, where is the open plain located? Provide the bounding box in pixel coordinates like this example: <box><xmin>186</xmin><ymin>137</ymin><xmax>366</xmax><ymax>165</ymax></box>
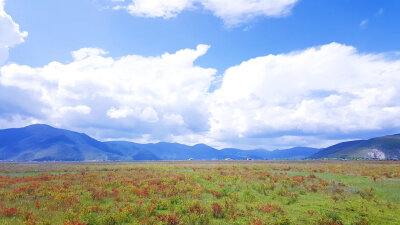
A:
<box><xmin>0</xmin><ymin>161</ymin><xmax>399</xmax><ymax>224</ymax></box>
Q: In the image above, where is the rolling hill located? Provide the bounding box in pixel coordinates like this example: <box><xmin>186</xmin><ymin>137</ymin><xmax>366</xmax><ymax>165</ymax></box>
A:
<box><xmin>0</xmin><ymin>124</ymin><xmax>320</xmax><ymax>161</ymax></box>
<box><xmin>309</xmin><ymin>134</ymin><xmax>400</xmax><ymax>160</ymax></box>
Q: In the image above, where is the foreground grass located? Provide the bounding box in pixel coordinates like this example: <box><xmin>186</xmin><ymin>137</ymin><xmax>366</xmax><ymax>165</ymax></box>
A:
<box><xmin>0</xmin><ymin>161</ymin><xmax>399</xmax><ymax>224</ymax></box>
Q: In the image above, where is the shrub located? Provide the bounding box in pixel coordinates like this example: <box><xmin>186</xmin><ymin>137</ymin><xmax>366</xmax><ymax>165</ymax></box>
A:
<box><xmin>211</xmin><ymin>202</ymin><xmax>223</xmax><ymax>218</ymax></box>
<box><xmin>63</xmin><ymin>219</ymin><xmax>86</xmax><ymax>225</ymax></box>
<box><xmin>155</xmin><ymin>214</ymin><xmax>181</xmax><ymax>225</ymax></box>
<box><xmin>1</xmin><ymin>207</ymin><xmax>18</xmax><ymax>217</ymax></box>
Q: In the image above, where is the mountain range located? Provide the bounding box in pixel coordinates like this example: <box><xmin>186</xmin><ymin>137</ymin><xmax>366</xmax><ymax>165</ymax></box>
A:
<box><xmin>0</xmin><ymin>124</ymin><xmax>319</xmax><ymax>161</ymax></box>
<box><xmin>0</xmin><ymin>124</ymin><xmax>399</xmax><ymax>161</ymax></box>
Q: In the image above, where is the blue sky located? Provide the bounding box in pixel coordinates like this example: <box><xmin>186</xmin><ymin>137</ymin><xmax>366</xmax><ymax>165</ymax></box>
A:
<box><xmin>6</xmin><ymin>0</ymin><xmax>400</xmax><ymax>72</ymax></box>
<box><xmin>1</xmin><ymin>0</ymin><xmax>400</xmax><ymax>149</ymax></box>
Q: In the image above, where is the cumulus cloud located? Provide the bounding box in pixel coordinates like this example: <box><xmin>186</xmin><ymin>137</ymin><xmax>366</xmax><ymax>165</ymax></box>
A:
<box><xmin>0</xmin><ymin>44</ymin><xmax>216</xmax><ymax>141</ymax></box>
<box><xmin>0</xmin><ymin>0</ymin><xmax>28</xmax><ymax>65</ymax></box>
<box><xmin>2</xmin><ymin>43</ymin><xmax>400</xmax><ymax>149</ymax></box>
<box><xmin>113</xmin><ymin>0</ymin><xmax>299</xmax><ymax>25</ymax></box>
<box><xmin>209</xmin><ymin>42</ymin><xmax>400</xmax><ymax>148</ymax></box>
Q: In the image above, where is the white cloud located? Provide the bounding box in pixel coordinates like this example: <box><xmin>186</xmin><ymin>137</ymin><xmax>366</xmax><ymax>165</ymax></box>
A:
<box><xmin>209</xmin><ymin>42</ymin><xmax>400</xmax><ymax>148</ymax></box>
<box><xmin>201</xmin><ymin>0</ymin><xmax>298</xmax><ymax>25</ymax></box>
<box><xmin>107</xmin><ymin>106</ymin><xmax>159</xmax><ymax>122</ymax></box>
<box><xmin>72</xmin><ymin>48</ymin><xmax>108</xmax><ymax>61</ymax></box>
<box><xmin>0</xmin><ymin>0</ymin><xmax>32</xmax><ymax>129</ymax></box>
<box><xmin>2</xmin><ymin>43</ymin><xmax>400</xmax><ymax>149</ymax></box>
<box><xmin>0</xmin><ymin>0</ymin><xmax>28</xmax><ymax>65</ymax></box>
<box><xmin>163</xmin><ymin>113</ymin><xmax>184</xmax><ymax>125</ymax></box>
<box><xmin>60</xmin><ymin>105</ymin><xmax>91</xmax><ymax>115</ymax></box>
<box><xmin>113</xmin><ymin>0</ymin><xmax>299</xmax><ymax>25</ymax></box>
<box><xmin>117</xmin><ymin>0</ymin><xmax>194</xmax><ymax>19</ymax></box>
<box><xmin>0</xmin><ymin>115</ymin><xmax>42</xmax><ymax>129</ymax></box>
<box><xmin>0</xmin><ymin>44</ymin><xmax>216</xmax><ymax>141</ymax></box>
<box><xmin>107</xmin><ymin>107</ymin><xmax>134</xmax><ymax>119</ymax></box>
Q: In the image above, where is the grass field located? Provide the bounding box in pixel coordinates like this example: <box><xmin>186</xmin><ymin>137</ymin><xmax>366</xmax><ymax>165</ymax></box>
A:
<box><xmin>0</xmin><ymin>161</ymin><xmax>399</xmax><ymax>225</ymax></box>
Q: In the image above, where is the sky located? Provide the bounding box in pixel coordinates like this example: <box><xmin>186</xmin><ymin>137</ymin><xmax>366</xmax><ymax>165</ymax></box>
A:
<box><xmin>1</xmin><ymin>0</ymin><xmax>400</xmax><ymax>150</ymax></box>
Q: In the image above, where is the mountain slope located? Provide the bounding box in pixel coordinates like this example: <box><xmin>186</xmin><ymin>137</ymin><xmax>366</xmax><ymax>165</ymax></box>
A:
<box><xmin>309</xmin><ymin>134</ymin><xmax>400</xmax><ymax>160</ymax></box>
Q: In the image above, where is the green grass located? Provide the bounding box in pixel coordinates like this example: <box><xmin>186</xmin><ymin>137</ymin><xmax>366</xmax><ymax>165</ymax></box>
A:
<box><xmin>271</xmin><ymin>170</ymin><xmax>400</xmax><ymax>203</ymax></box>
<box><xmin>0</xmin><ymin>171</ymin><xmax>75</xmax><ymax>177</ymax></box>
<box><xmin>0</xmin><ymin>161</ymin><xmax>399</xmax><ymax>224</ymax></box>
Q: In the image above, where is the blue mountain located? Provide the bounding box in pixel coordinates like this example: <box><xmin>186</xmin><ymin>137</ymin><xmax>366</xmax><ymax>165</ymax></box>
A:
<box><xmin>0</xmin><ymin>124</ymin><xmax>125</xmax><ymax>161</ymax></box>
<box><xmin>0</xmin><ymin>124</ymin><xmax>320</xmax><ymax>161</ymax></box>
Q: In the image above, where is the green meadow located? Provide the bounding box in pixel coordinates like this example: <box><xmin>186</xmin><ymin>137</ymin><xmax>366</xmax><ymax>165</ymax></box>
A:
<box><xmin>0</xmin><ymin>161</ymin><xmax>399</xmax><ymax>225</ymax></box>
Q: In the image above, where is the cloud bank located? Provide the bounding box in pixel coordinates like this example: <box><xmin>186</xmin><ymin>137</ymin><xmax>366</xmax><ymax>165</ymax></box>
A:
<box><xmin>210</xmin><ymin>43</ymin><xmax>400</xmax><ymax>148</ymax></box>
<box><xmin>2</xmin><ymin>42</ymin><xmax>400</xmax><ymax>149</ymax></box>
<box><xmin>0</xmin><ymin>44</ymin><xmax>215</xmax><ymax>143</ymax></box>
<box><xmin>113</xmin><ymin>0</ymin><xmax>299</xmax><ymax>26</ymax></box>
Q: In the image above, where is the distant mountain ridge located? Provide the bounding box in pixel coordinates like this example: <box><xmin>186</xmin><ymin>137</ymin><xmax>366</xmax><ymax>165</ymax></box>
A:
<box><xmin>0</xmin><ymin>124</ymin><xmax>320</xmax><ymax>161</ymax></box>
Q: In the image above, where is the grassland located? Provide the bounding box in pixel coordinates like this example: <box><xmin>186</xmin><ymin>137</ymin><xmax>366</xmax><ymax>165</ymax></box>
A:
<box><xmin>0</xmin><ymin>161</ymin><xmax>399</xmax><ymax>225</ymax></box>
